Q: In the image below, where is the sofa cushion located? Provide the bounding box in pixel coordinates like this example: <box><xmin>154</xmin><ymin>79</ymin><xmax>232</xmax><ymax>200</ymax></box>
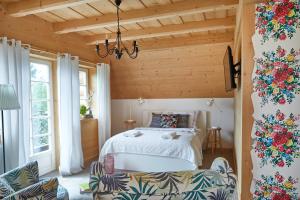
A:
<box><xmin>0</xmin><ymin>178</ymin><xmax>14</xmax><ymax>198</ymax></box>
<box><xmin>2</xmin><ymin>161</ymin><xmax>39</xmax><ymax>191</ymax></box>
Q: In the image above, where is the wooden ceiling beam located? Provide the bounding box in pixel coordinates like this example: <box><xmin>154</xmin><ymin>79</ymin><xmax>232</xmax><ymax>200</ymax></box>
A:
<box><xmin>86</xmin><ymin>17</ymin><xmax>235</xmax><ymax>45</ymax></box>
<box><xmin>53</xmin><ymin>0</ymin><xmax>238</xmax><ymax>34</ymax></box>
<box><xmin>94</xmin><ymin>32</ymin><xmax>233</xmax><ymax>54</ymax></box>
<box><xmin>133</xmin><ymin>32</ymin><xmax>233</xmax><ymax>51</ymax></box>
<box><xmin>6</xmin><ymin>0</ymin><xmax>98</xmax><ymax>17</ymax></box>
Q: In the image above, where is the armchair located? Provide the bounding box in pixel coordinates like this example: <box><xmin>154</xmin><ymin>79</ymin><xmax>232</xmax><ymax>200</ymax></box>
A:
<box><xmin>0</xmin><ymin>161</ymin><xmax>69</xmax><ymax>200</ymax></box>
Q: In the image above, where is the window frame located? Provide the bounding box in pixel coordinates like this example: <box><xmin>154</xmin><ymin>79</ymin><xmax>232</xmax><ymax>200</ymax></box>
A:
<box><xmin>29</xmin><ymin>58</ymin><xmax>55</xmax><ymax>156</ymax></box>
<box><xmin>79</xmin><ymin>68</ymin><xmax>89</xmax><ymax>107</ymax></box>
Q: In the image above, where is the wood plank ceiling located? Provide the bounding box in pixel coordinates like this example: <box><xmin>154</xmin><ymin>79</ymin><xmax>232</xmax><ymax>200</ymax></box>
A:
<box><xmin>3</xmin><ymin>0</ymin><xmax>238</xmax><ymax>51</ymax></box>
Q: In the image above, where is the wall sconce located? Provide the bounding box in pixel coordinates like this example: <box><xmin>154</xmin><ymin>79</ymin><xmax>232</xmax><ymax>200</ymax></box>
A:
<box><xmin>137</xmin><ymin>97</ymin><xmax>145</xmax><ymax>105</ymax></box>
<box><xmin>206</xmin><ymin>98</ymin><xmax>215</xmax><ymax>107</ymax></box>
<box><xmin>206</xmin><ymin>98</ymin><xmax>223</xmax><ymax>112</ymax></box>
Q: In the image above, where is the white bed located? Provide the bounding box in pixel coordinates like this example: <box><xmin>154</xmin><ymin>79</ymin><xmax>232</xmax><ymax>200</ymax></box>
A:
<box><xmin>100</xmin><ymin>110</ymin><xmax>207</xmax><ymax>172</ymax></box>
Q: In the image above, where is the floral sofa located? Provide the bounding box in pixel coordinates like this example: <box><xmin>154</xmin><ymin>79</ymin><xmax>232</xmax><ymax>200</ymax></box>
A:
<box><xmin>0</xmin><ymin>161</ymin><xmax>69</xmax><ymax>200</ymax></box>
<box><xmin>89</xmin><ymin>157</ymin><xmax>237</xmax><ymax>200</ymax></box>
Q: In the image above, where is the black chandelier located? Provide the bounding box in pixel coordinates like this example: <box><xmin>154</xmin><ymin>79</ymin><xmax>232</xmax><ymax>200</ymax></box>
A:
<box><xmin>95</xmin><ymin>0</ymin><xmax>139</xmax><ymax>60</ymax></box>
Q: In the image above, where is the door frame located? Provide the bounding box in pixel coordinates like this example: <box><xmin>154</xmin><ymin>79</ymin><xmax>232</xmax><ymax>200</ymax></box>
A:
<box><xmin>29</xmin><ymin>58</ymin><xmax>56</xmax><ymax>175</ymax></box>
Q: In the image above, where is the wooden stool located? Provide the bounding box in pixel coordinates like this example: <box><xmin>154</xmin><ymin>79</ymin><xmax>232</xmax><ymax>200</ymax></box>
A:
<box><xmin>124</xmin><ymin>120</ymin><xmax>136</xmax><ymax>130</ymax></box>
<box><xmin>206</xmin><ymin>127</ymin><xmax>222</xmax><ymax>153</ymax></box>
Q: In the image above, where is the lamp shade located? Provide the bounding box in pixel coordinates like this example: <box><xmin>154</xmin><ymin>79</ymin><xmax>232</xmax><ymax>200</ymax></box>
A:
<box><xmin>0</xmin><ymin>84</ymin><xmax>20</xmax><ymax>110</ymax></box>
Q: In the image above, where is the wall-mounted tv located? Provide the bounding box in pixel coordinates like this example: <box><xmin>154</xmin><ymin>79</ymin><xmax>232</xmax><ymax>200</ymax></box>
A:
<box><xmin>223</xmin><ymin>46</ymin><xmax>241</xmax><ymax>92</ymax></box>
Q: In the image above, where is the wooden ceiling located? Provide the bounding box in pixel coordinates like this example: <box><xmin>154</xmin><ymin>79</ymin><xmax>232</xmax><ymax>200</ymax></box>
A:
<box><xmin>2</xmin><ymin>0</ymin><xmax>238</xmax><ymax>50</ymax></box>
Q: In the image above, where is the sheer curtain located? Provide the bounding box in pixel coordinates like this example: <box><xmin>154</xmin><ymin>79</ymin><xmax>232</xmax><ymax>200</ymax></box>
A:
<box><xmin>96</xmin><ymin>63</ymin><xmax>111</xmax><ymax>149</ymax></box>
<box><xmin>0</xmin><ymin>37</ymin><xmax>31</xmax><ymax>172</ymax></box>
<box><xmin>57</xmin><ymin>54</ymin><xmax>83</xmax><ymax>176</ymax></box>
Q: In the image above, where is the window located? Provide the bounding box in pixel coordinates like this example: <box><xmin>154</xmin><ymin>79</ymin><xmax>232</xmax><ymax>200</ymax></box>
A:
<box><xmin>30</xmin><ymin>59</ymin><xmax>53</xmax><ymax>155</ymax></box>
<box><xmin>79</xmin><ymin>69</ymin><xmax>88</xmax><ymax>106</ymax></box>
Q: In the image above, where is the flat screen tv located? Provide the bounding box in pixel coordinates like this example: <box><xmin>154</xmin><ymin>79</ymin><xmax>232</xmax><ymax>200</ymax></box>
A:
<box><xmin>223</xmin><ymin>46</ymin><xmax>240</xmax><ymax>92</ymax></box>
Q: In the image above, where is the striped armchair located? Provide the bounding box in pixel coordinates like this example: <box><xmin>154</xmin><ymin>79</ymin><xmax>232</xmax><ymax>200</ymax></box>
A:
<box><xmin>0</xmin><ymin>161</ymin><xmax>69</xmax><ymax>200</ymax></box>
<box><xmin>89</xmin><ymin>157</ymin><xmax>238</xmax><ymax>200</ymax></box>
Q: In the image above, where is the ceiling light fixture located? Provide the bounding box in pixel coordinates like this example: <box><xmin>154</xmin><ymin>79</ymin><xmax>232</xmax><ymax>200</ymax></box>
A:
<box><xmin>95</xmin><ymin>0</ymin><xmax>139</xmax><ymax>60</ymax></box>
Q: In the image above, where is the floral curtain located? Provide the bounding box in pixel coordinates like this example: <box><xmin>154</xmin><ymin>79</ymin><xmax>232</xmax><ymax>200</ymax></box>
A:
<box><xmin>251</xmin><ymin>0</ymin><xmax>300</xmax><ymax>199</ymax></box>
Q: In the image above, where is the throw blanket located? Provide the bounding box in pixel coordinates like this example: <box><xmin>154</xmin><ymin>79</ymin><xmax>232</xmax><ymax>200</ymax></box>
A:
<box><xmin>100</xmin><ymin>128</ymin><xmax>203</xmax><ymax>168</ymax></box>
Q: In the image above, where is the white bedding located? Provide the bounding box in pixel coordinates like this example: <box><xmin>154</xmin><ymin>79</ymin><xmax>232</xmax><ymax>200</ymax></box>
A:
<box><xmin>100</xmin><ymin>127</ymin><xmax>204</xmax><ymax>169</ymax></box>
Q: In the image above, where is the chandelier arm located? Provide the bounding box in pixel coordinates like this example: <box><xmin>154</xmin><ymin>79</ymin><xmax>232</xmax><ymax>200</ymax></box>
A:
<box><xmin>96</xmin><ymin>50</ymin><xmax>109</xmax><ymax>58</ymax></box>
<box><xmin>96</xmin><ymin>44</ymin><xmax>109</xmax><ymax>58</ymax></box>
<box><xmin>108</xmin><ymin>47</ymin><xmax>115</xmax><ymax>55</ymax></box>
<box><xmin>121</xmin><ymin>41</ymin><xmax>137</xmax><ymax>56</ymax></box>
<box><xmin>122</xmin><ymin>46</ymin><xmax>138</xmax><ymax>59</ymax></box>
<box><xmin>128</xmin><ymin>50</ymin><xmax>138</xmax><ymax>59</ymax></box>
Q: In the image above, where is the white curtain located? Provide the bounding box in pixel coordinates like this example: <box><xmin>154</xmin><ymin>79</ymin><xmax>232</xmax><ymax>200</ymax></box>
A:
<box><xmin>0</xmin><ymin>37</ymin><xmax>31</xmax><ymax>172</ymax></box>
<box><xmin>96</xmin><ymin>63</ymin><xmax>111</xmax><ymax>149</ymax></box>
<box><xmin>57</xmin><ymin>54</ymin><xmax>83</xmax><ymax>176</ymax></box>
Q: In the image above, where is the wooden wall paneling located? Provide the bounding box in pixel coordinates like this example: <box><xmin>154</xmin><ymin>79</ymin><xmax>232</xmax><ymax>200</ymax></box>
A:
<box><xmin>181</xmin><ymin>13</ymin><xmax>205</xmax><ymax>22</ymax></box>
<box><xmin>52</xmin><ymin>0</ymin><xmax>238</xmax><ymax>34</ymax></box>
<box><xmin>86</xmin><ymin>17</ymin><xmax>235</xmax><ymax>44</ymax></box>
<box><xmin>87</xmin><ymin>1</ymin><xmax>117</xmax><ymax>14</ymax></box>
<box><xmin>136</xmin><ymin>32</ymin><xmax>233</xmax><ymax>51</ymax></box>
<box><xmin>110</xmin><ymin>43</ymin><xmax>233</xmax><ymax>99</ymax></box>
<box><xmin>119</xmin><ymin>0</ymin><xmax>145</xmax><ymax>11</ymax></box>
<box><xmin>50</xmin><ymin>8</ymin><xmax>85</xmax><ymax>20</ymax></box>
<box><xmin>6</xmin><ymin>0</ymin><xmax>99</xmax><ymax>17</ymax></box>
<box><xmin>241</xmin><ymin>4</ymin><xmax>255</xmax><ymax>199</ymax></box>
<box><xmin>0</xmin><ymin>14</ymin><xmax>100</xmax><ymax>63</ymax></box>
<box><xmin>70</xmin><ymin>4</ymin><xmax>102</xmax><ymax>17</ymax></box>
<box><xmin>35</xmin><ymin>12</ymin><xmax>65</xmax><ymax>22</ymax></box>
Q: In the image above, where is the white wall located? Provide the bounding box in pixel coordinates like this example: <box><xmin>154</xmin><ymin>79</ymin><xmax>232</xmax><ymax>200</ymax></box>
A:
<box><xmin>111</xmin><ymin>98</ymin><xmax>234</xmax><ymax>148</ymax></box>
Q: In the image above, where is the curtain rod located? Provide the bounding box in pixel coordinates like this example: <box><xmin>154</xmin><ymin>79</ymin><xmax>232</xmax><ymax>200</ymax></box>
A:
<box><xmin>0</xmin><ymin>37</ymin><xmax>97</xmax><ymax>68</ymax></box>
<box><xmin>30</xmin><ymin>46</ymin><xmax>97</xmax><ymax>68</ymax></box>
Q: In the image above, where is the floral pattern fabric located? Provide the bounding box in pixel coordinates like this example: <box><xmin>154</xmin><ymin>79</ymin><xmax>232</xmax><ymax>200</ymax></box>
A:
<box><xmin>252</xmin><ymin>0</ymin><xmax>300</xmax><ymax>199</ymax></box>
<box><xmin>253</xmin><ymin>46</ymin><xmax>300</xmax><ymax>106</ymax></box>
<box><xmin>253</xmin><ymin>172</ymin><xmax>298</xmax><ymax>200</ymax></box>
<box><xmin>160</xmin><ymin>114</ymin><xmax>178</xmax><ymax>128</ymax></box>
<box><xmin>253</xmin><ymin>110</ymin><xmax>300</xmax><ymax>167</ymax></box>
<box><xmin>89</xmin><ymin>158</ymin><xmax>237</xmax><ymax>200</ymax></box>
<box><xmin>256</xmin><ymin>0</ymin><xmax>300</xmax><ymax>43</ymax></box>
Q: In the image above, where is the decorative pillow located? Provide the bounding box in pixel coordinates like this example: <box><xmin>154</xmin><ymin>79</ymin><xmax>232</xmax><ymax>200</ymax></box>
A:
<box><xmin>0</xmin><ymin>179</ymin><xmax>14</xmax><ymax>198</ymax></box>
<box><xmin>149</xmin><ymin>113</ymin><xmax>161</xmax><ymax>128</ymax></box>
<box><xmin>160</xmin><ymin>114</ymin><xmax>178</xmax><ymax>128</ymax></box>
<box><xmin>177</xmin><ymin>114</ymin><xmax>190</xmax><ymax>128</ymax></box>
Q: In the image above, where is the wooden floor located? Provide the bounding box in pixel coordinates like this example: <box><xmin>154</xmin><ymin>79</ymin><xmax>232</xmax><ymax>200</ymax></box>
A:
<box><xmin>200</xmin><ymin>148</ymin><xmax>235</xmax><ymax>171</ymax></box>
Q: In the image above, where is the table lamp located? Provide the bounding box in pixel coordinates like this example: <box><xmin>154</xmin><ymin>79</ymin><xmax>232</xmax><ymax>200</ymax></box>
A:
<box><xmin>0</xmin><ymin>84</ymin><xmax>20</xmax><ymax>172</ymax></box>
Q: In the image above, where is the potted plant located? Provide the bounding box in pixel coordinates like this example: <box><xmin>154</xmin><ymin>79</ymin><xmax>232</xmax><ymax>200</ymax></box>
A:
<box><xmin>80</xmin><ymin>105</ymin><xmax>87</xmax><ymax>117</ymax></box>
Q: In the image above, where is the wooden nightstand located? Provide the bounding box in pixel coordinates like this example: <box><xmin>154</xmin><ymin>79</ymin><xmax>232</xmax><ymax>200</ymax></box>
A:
<box><xmin>80</xmin><ymin>118</ymin><xmax>99</xmax><ymax>168</ymax></box>
<box><xmin>206</xmin><ymin>127</ymin><xmax>222</xmax><ymax>153</ymax></box>
<box><xmin>124</xmin><ymin>120</ymin><xmax>136</xmax><ymax>130</ymax></box>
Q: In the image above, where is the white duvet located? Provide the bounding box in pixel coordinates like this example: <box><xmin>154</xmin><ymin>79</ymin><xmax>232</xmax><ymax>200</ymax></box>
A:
<box><xmin>100</xmin><ymin>127</ymin><xmax>204</xmax><ymax>168</ymax></box>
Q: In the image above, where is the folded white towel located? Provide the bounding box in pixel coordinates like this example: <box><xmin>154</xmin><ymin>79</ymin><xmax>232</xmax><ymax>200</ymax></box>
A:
<box><xmin>123</xmin><ymin>131</ymin><xmax>142</xmax><ymax>137</ymax></box>
<box><xmin>161</xmin><ymin>132</ymin><xmax>177</xmax><ymax>140</ymax></box>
